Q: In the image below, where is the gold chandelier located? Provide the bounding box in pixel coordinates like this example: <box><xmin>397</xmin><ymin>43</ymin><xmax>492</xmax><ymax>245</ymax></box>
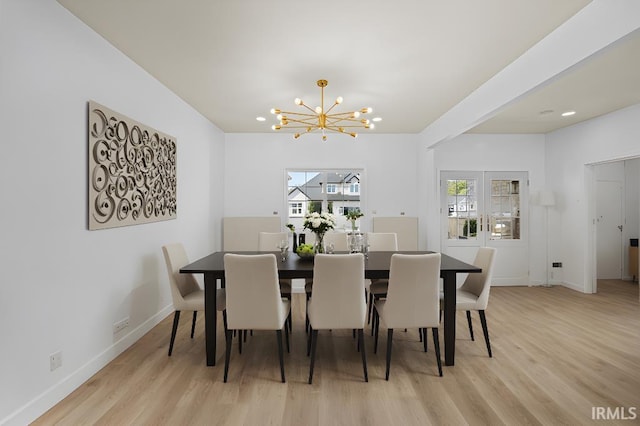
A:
<box><xmin>270</xmin><ymin>79</ymin><xmax>374</xmax><ymax>141</ymax></box>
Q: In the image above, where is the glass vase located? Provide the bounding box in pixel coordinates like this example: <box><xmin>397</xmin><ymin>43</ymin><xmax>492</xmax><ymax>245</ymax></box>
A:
<box><xmin>314</xmin><ymin>233</ymin><xmax>325</xmax><ymax>254</ymax></box>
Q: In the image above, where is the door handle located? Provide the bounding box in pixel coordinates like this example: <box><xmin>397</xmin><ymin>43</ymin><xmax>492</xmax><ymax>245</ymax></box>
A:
<box><xmin>618</xmin><ymin>225</ymin><xmax>623</xmax><ymax>232</ymax></box>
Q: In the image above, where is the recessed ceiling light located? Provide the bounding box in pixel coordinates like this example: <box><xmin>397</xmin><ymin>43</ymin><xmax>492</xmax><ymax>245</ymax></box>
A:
<box><xmin>561</xmin><ymin>111</ymin><xmax>576</xmax><ymax>117</ymax></box>
<box><xmin>256</xmin><ymin>116</ymin><xmax>266</xmax><ymax>121</ymax></box>
<box><xmin>372</xmin><ymin>117</ymin><xmax>382</xmax><ymax>122</ymax></box>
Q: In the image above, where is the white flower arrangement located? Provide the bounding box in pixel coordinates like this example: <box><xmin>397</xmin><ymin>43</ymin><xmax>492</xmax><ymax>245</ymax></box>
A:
<box><xmin>302</xmin><ymin>211</ymin><xmax>336</xmax><ymax>236</ymax></box>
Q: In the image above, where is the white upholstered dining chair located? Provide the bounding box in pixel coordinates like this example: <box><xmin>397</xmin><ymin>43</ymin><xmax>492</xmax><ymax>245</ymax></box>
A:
<box><xmin>258</xmin><ymin>231</ymin><xmax>293</xmax><ymax>333</ymax></box>
<box><xmin>303</xmin><ymin>231</ymin><xmax>350</xmax><ymax>313</ymax></box>
<box><xmin>307</xmin><ymin>253</ymin><xmax>368</xmax><ymax>384</ymax></box>
<box><xmin>373</xmin><ymin>253</ymin><xmax>443</xmax><ymax>379</ymax></box>
<box><xmin>443</xmin><ymin>247</ymin><xmax>497</xmax><ymax>357</ymax></box>
<box><xmin>258</xmin><ymin>231</ymin><xmax>292</xmax><ymax>296</ymax></box>
<box><xmin>323</xmin><ymin>231</ymin><xmax>350</xmax><ymax>252</ymax></box>
<box><xmin>162</xmin><ymin>243</ymin><xmax>226</xmax><ymax>356</ymax></box>
<box><xmin>223</xmin><ymin>253</ymin><xmax>291</xmax><ymax>383</ymax></box>
<box><xmin>365</xmin><ymin>232</ymin><xmax>398</xmax><ymax>325</ymax></box>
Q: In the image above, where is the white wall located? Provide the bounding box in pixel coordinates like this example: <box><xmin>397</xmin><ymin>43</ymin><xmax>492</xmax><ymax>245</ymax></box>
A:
<box><xmin>0</xmin><ymin>1</ymin><xmax>224</xmax><ymax>424</ymax></box>
<box><xmin>224</xmin><ymin>132</ymin><xmax>548</xmax><ymax>285</ymax></box>
<box><xmin>546</xmin><ymin>103</ymin><xmax>640</xmax><ymax>292</ymax></box>
<box><xmin>223</xmin><ymin>132</ymin><xmax>421</xmax><ymax>235</ymax></box>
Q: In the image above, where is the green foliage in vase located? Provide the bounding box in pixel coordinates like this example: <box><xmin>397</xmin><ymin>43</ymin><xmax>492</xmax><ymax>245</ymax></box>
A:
<box><xmin>345</xmin><ymin>209</ymin><xmax>364</xmax><ymax>220</ymax></box>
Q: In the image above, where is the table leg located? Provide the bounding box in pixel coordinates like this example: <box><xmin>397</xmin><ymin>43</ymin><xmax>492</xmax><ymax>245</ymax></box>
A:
<box><xmin>441</xmin><ymin>271</ymin><xmax>456</xmax><ymax>366</ymax></box>
<box><xmin>204</xmin><ymin>273</ymin><xmax>217</xmax><ymax>366</ymax></box>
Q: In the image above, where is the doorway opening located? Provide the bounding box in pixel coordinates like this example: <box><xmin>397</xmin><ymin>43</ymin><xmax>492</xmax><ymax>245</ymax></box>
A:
<box><xmin>588</xmin><ymin>158</ymin><xmax>640</xmax><ymax>295</ymax></box>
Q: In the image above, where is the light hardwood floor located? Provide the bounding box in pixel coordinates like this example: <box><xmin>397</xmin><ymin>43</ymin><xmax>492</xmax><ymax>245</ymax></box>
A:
<box><xmin>34</xmin><ymin>281</ymin><xmax>639</xmax><ymax>425</ymax></box>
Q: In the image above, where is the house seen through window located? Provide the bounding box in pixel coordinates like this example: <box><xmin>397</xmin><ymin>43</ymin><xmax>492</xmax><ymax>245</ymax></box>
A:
<box><xmin>287</xmin><ymin>169</ymin><xmax>363</xmax><ymax>231</ymax></box>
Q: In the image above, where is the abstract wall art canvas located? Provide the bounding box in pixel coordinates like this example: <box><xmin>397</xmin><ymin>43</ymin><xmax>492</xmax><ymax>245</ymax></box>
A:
<box><xmin>88</xmin><ymin>101</ymin><xmax>177</xmax><ymax>230</ymax></box>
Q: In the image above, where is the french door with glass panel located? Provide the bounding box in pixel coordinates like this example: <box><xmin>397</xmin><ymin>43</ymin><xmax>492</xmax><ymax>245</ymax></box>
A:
<box><xmin>441</xmin><ymin>171</ymin><xmax>529</xmax><ymax>285</ymax></box>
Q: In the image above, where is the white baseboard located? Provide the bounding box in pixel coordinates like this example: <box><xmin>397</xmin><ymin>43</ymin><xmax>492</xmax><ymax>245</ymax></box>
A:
<box><xmin>2</xmin><ymin>305</ymin><xmax>173</xmax><ymax>426</ymax></box>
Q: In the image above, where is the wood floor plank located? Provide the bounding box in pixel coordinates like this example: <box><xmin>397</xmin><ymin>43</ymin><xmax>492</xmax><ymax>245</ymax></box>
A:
<box><xmin>33</xmin><ymin>280</ymin><xmax>640</xmax><ymax>425</ymax></box>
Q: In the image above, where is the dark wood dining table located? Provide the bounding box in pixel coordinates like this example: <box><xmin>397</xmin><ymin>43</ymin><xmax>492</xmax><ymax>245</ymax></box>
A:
<box><xmin>181</xmin><ymin>251</ymin><xmax>481</xmax><ymax>367</ymax></box>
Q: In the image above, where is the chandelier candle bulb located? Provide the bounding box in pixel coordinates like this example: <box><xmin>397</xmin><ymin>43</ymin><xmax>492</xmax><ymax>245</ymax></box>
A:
<box><xmin>269</xmin><ymin>79</ymin><xmax>377</xmax><ymax>140</ymax></box>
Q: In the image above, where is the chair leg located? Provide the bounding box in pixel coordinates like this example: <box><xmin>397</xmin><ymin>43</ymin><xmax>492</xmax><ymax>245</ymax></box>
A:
<box><xmin>466</xmin><ymin>310</ymin><xmax>475</xmax><ymax>341</ymax></box>
<box><xmin>307</xmin><ymin>325</ymin><xmax>312</xmax><ymax>357</ymax></box>
<box><xmin>358</xmin><ymin>329</ymin><xmax>368</xmax><ymax>382</ymax></box>
<box><xmin>422</xmin><ymin>328</ymin><xmax>428</xmax><ymax>352</ymax></box>
<box><xmin>168</xmin><ymin>311</ymin><xmax>181</xmax><ymax>356</ymax></box>
<box><xmin>478</xmin><ymin>310</ymin><xmax>493</xmax><ymax>357</ymax></box>
<box><xmin>370</xmin><ymin>294</ymin><xmax>376</xmax><ymax>335</ymax></box>
<box><xmin>224</xmin><ymin>329</ymin><xmax>233</xmax><ymax>382</ymax></box>
<box><xmin>191</xmin><ymin>311</ymin><xmax>198</xmax><ymax>338</ymax></box>
<box><xmin>432</xmin><ymin>328</ymin><xmax>443</xmax><ymax>377</ymax></box>
<box><xmin>419</xmin><ymin>327</ymin><xmax>422</xmax><ymax>342</ymax></box>
<box><xmin>308</xmin><ymin>329</ymin><xmax>319</xmax><ymax>384</ymax></box>
<box><xmin>367</xmin><ymin>292</ymin><xmax>374</xmax><ymax>324</ymax></box>
<box><xmin>284</xmin><ymin>318</ymin><xmax>290</xmax><ymax>353</ymax></box>
<box><xmin>284</xmin><ymin>296</ymin><xmax>292</xmax><ymax>333</ymax></box>
<box><xmin>374</xmin><ymin>308</ymin><xmax>380</xmax><ymax>354</ymax></box>
<box><xmin>305</xmin><ymin>293</ymin><xmax>311</xmax><ymax>334</ymax></box>
<box><xmin>276</xmin><ymin>329</ymin><xmax>286</xmax><ymax>383</ymax></box>
<box><xmin>238</xmin><ymin>330</ymin><xmax>243</xmax><ymax>354</ymax></box>
<box><xmin>385</xmin><ymin>329</ymin><xmax>394</xmax><ymax>380</ymax></box>
<box><xmin>222</xmin><ymin>310</ymin><xmax>228</xmax><ymax>332</ymax></box>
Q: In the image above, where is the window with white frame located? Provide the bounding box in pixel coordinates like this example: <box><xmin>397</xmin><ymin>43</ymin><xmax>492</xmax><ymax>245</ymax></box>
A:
<box><xmin>289</xmin><ymin>202</ymin><xmax>304</xmax><ymax>216</ymax></box>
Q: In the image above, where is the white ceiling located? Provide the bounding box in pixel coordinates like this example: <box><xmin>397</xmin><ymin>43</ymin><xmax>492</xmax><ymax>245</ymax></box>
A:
<box><xmin>56</xmin><ymin>0</ymin><xmax>640</xmax><ymax>136</ymax></box>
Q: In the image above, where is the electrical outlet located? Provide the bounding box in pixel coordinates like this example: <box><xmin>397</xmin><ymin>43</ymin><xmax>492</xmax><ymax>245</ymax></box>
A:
<box><xmin>113</xmin><ymin>317</ymin><xmax>130</xmax><ymax>334</ymax></box>
<box><xmin>50</xmin><ymin>351</ymin><xmax>62</xmax><ymax>371</ymax></box>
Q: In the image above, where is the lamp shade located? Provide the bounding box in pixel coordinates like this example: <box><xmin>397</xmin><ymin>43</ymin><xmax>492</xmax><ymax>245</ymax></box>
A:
<box><xmin>539</xmin><ymin>190</ymin><xmax>556</xmax><ymax>207</ymax></box>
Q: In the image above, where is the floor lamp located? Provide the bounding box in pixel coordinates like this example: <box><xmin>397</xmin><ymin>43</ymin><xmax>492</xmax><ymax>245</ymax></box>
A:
<box><xmin>540</xmin><ymin>190</ymin><xmax>556</xmax><ymax>287</ymax></box>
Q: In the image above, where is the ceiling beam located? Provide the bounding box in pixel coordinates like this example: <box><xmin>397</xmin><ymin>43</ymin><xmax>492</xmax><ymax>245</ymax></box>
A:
<box><xmin>420</xmin><ymin>0</ymin><xmax>640</xmax><ymax>148</ymax></box>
